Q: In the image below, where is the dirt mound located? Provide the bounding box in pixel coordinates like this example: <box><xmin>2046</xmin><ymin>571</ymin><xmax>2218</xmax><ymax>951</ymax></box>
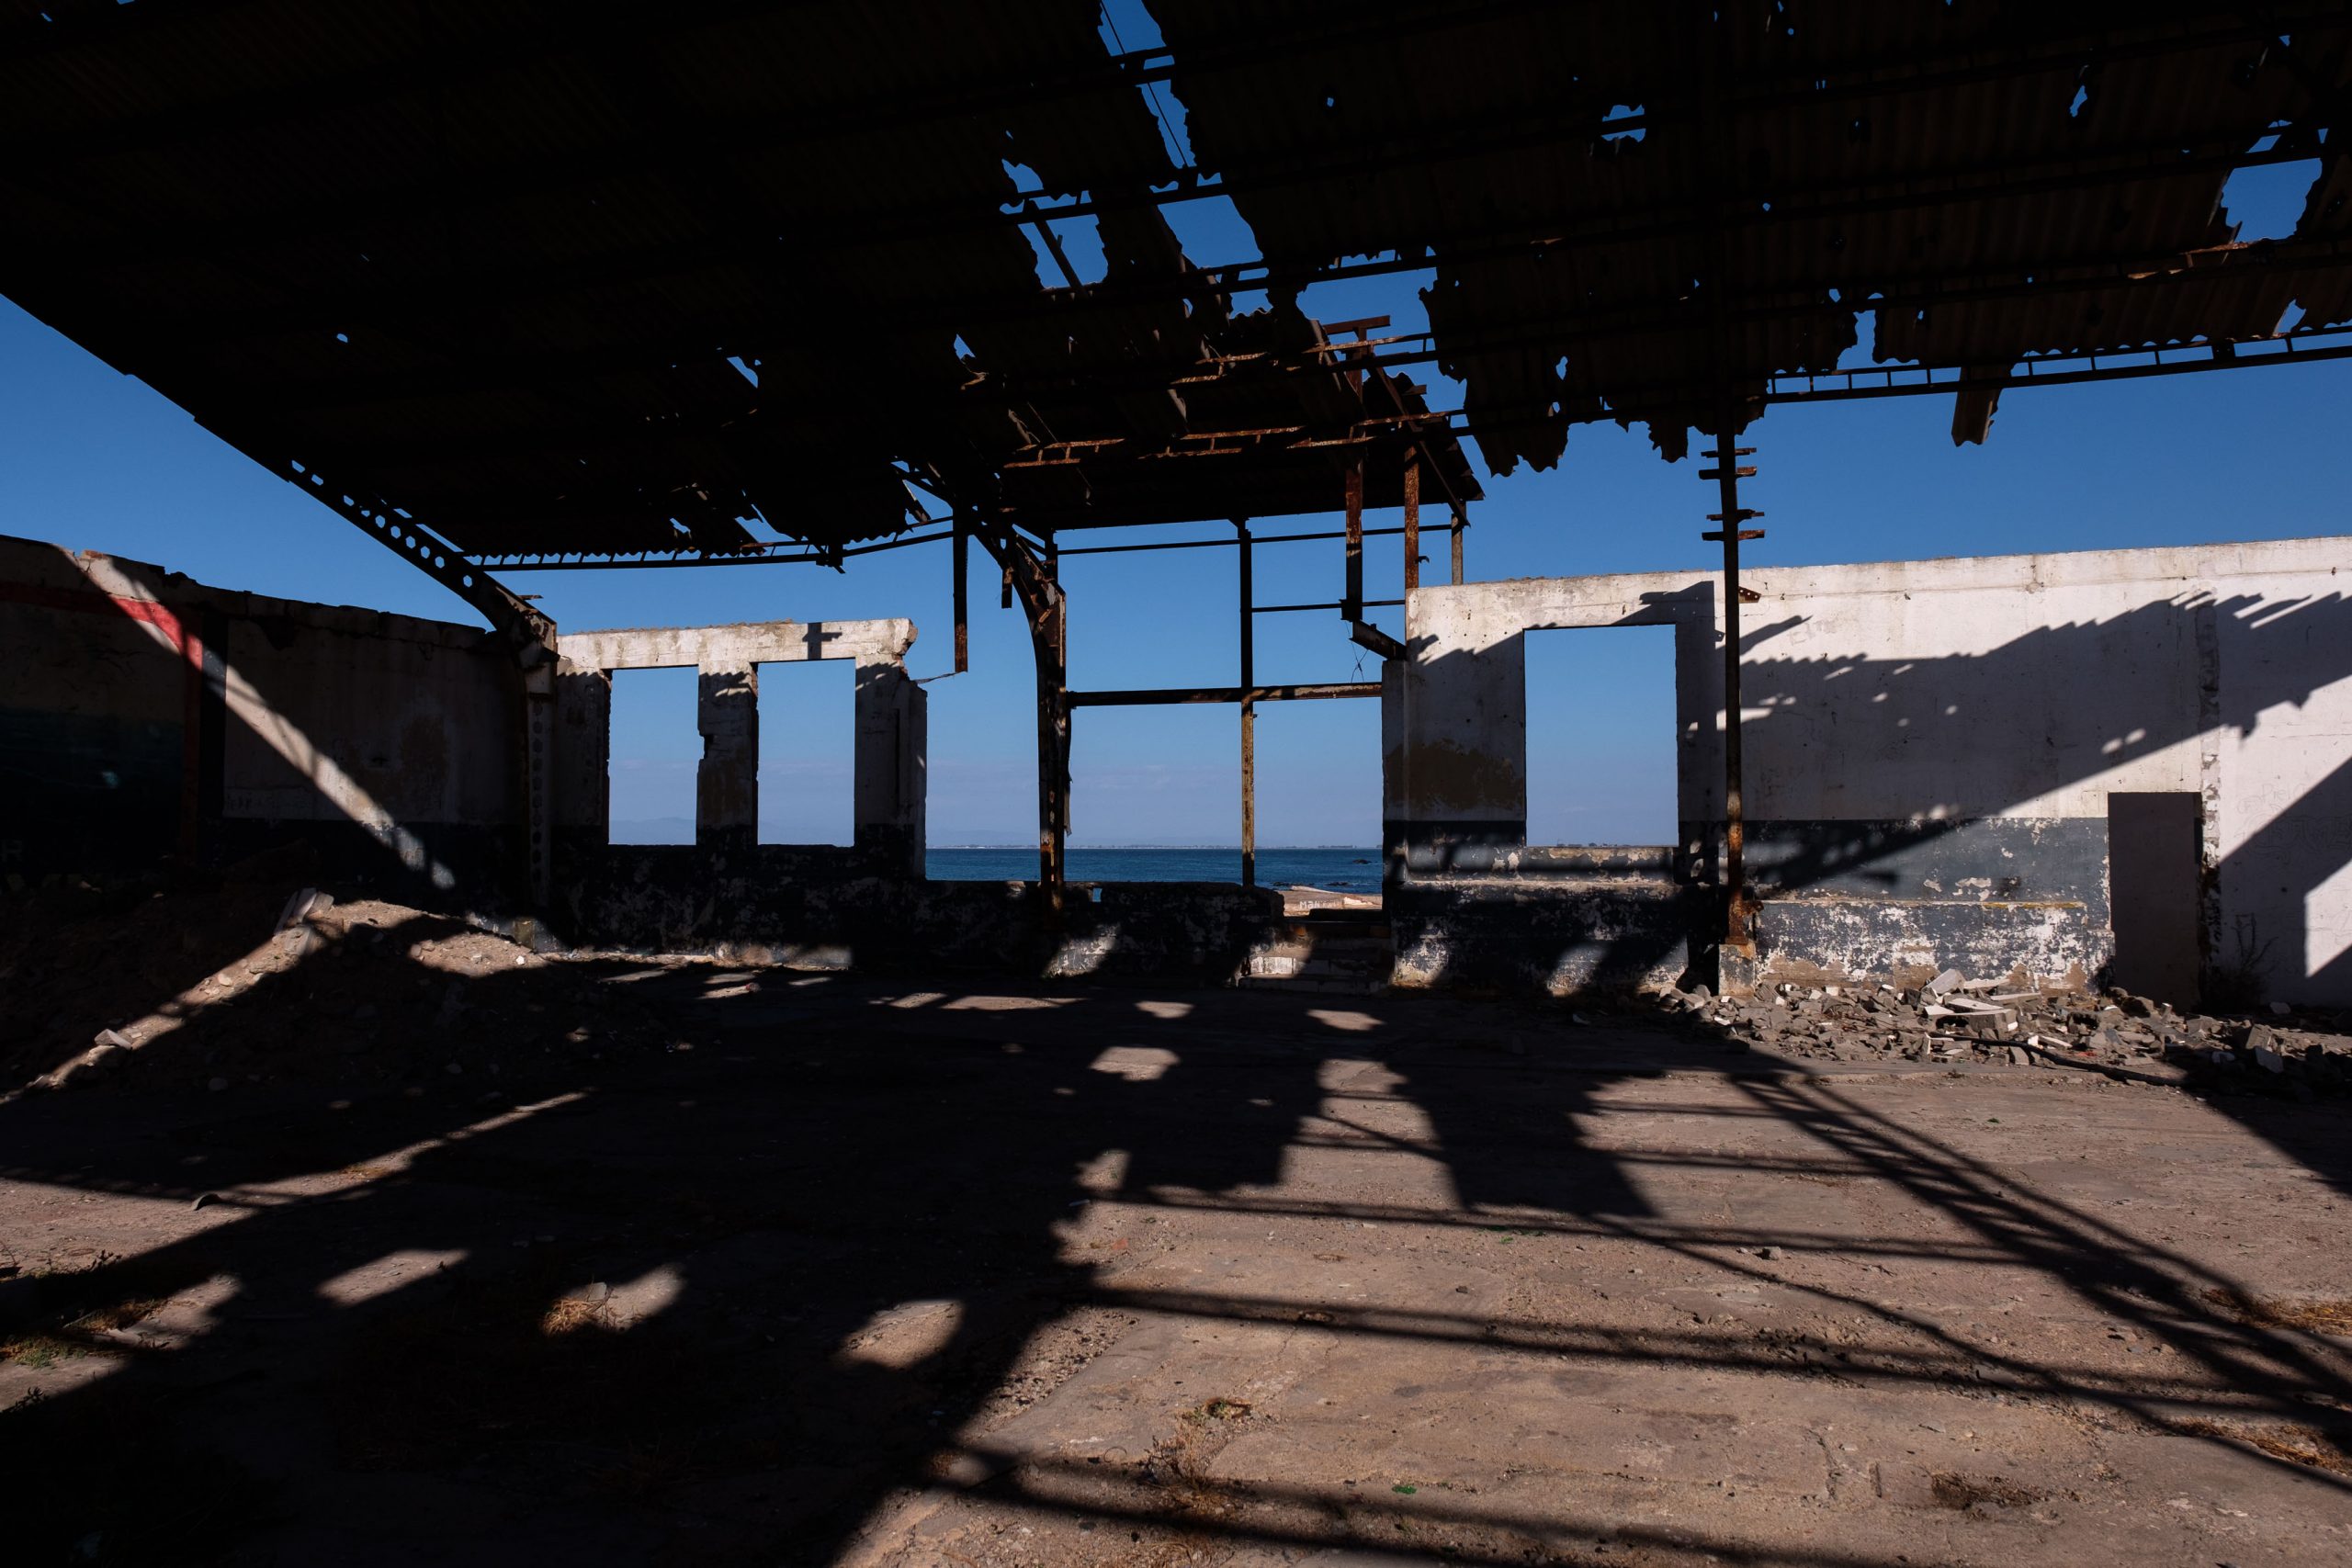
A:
<box><xmin>3</xmin><ymin>874</ymin><xmax>674</xmax><ymax>1097</ymax></box>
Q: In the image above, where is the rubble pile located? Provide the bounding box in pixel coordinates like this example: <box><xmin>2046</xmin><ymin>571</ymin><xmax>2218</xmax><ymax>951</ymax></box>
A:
<box><xmin>1674</xmin><ymin>968</ymin><xmax>2352</xmax><ymax>1091</ymax></box>
<box><xmin>4</xmin><ymin>879</ymin><xmax>677</xmax><ymax>1098</ymax></box>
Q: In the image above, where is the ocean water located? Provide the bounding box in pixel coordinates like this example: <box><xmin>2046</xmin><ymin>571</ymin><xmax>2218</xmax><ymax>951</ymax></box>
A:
<box><xmin>927</xmin><ymin>846</ymin><xmax>1384</xmax><ymax>894</ymax></box>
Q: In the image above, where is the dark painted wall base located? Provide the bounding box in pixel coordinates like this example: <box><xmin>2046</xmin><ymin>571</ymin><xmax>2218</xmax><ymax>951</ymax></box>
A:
<box><xmin>551</xmin><ymin>849</ymin><xmax>1290</xmax><ymax>984</ymax></box>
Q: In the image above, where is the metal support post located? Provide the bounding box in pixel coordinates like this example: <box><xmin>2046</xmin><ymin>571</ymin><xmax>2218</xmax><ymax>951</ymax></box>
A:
<box><xmin>1401</xmin><ymin>451</ymin><xmax>1421</xmax><ymax>594</ymax></box>
<box><xmin>978</xmin><ymin>528</ymin><xmax>1068</xmax><ymax>920</ymax></box>
<box><xmin>1699</xmin><ymin>1</ymin><xmax>1756</xmax><ymax>964</ymax></box>
<box><xmin>1342</xmin><ymin>457</ymin><xmax>1364</xmax><ymax>621</ymax></box>
<box><xmin>952</xmin><ymin>517</ymin><xmax>969</xmax><ymax>673</ymax></box>
<box><xmin>1238</xmin><ymin>520</ymin><xmax>1256</xmax><ymax>887</ymax></box>
<box><xmin>1702</xmin><ymin>440</ymin><xmax>1762</xmax><ymax>956</ymax></box>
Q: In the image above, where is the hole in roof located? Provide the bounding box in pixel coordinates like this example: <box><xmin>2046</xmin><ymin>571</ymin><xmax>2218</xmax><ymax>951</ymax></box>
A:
<box><xmin>1602</xmin><ymin>104</ymin><xmax>1645</xmax><ymax>142</ymax></box>
<box><xmin>953</xmin><ymin>335</ymin><xmax>976</xmax><ymax>360</ymax></box>
<box><xmin>2069</xmin><ymin>83</ymin><xmax>2091</xmax><ymax>118</ymax></box>
<box><xmin>333</xmin><ymin>331</ymin><xmax>349</xmax><ymax>344</ymax></box>
<box><xmin>2219</xmin><ymin>157</ymin><xmax>2323</xmax><ymax>242</ymax></box>
<box><xmin>1159</xmin><ymin>190</ymin><xmax>1254</xmax><ymax>272</ymax></box>
<box><xmin>1000</xmin><ymin>158</ymin><xmax>1046</xmax><ymax>208</ymax></box>
<box><xmin>726</xmin><ymin>355</ymin><xmax>758</xmax><ymax>385</ymax></box>
<box><xmin>1096</xmin><ymin>0</ymin><xmax>1192</xmax><ymax>166</ymax></box>
<box><xmin>1012</xmin><ymin>209</ymin><xmax>1108</xmax><ymax>288</ymax></box>
<box><xmin>1014</xmin><ymin>222</ymin><xmax>1062</xmax><ymax>287</ymax></box>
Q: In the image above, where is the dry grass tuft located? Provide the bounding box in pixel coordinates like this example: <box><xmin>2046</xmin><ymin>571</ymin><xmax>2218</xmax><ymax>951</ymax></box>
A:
<box><xmin>2203</xmin><ymin>1286</ymin><xmax>2352</xmax><ymax>1335</ymax></box>
<box><xmin>1929</xmin><ymin>1472</ymin><xmax>2044</xmax><ymax>1511</ymax></box>
<box><xmin>539</xmin><ymin>1295</ymin><xmax>611</xmax><ymax>1336</ymax></box>
<box><xmin>1187</xmin><ymin>1396</ymin><xmax>1252</xmax><ymax>1423</ymax></box>
<box><xmin>2176</xmin><ymin>1416</ymin><xmax>2352</xmax><ymax>1476</ymax></box>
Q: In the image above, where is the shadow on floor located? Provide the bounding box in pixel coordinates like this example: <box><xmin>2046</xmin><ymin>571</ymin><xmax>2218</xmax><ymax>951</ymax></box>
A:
<box><xmin>2</xmin><ymin>930</ymin><xmax>2348</xmax><ymax>1566</ymax></box>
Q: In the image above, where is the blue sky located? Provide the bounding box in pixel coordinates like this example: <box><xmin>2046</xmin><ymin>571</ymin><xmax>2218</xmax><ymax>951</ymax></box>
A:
<box><xmin>3</xmin><ymin>14</ymin><xmax>2342</xmax><ymax>850</ymax></box>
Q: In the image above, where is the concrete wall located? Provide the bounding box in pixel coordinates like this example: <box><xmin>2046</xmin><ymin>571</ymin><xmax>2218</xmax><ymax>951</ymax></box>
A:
<box><xmin>1394</xmin><ymin>536</ymin><xmax>2352</xmax><ymax>1006</ymax></box>
<box><xmin>555</xmin><ymin>622</ymin><xmax>923</xmax><ymax>869</ymax></box>
<box><xmin>0</xmin><ymin>534</ymin><xmax>521</xmax><ymax>898</ymax></box>
<box><xmin>23</xmin><ymin>525</ymin><xmax>2341</xmax><ymax>1006</ymax></box>
<box><xmin>0</xmin><ymin>535</ymin><xmax>1286</xmax><ymax>982</ymax></box>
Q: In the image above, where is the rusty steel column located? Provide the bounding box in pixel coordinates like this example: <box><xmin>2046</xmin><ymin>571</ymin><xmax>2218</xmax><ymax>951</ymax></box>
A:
<box><xmin>1401</xmin><ymin>451</ymin><xmax>1421</xmax><ymax>594</ymax></box>
<box><xmin>978</xmin><ymin>529</ymin><xmax>1068</xmax><ymax>920</ymax></box>
<box><xmin>1697</xmin><ymin>0</ymin><xmax>1756</xmax><ymax>964</ymax></box>
<box><xmin>1238</xmin><ymin>520</ymin><xmax>1256</xmax><ymax>887</ymax></box>
<box><xmin>1342</xmin><ymin>457</ymin><xmax>1364</xmax><ymax>621</ymax></box>
<box><xmin>1449</xmin><ymin>507</ymin><xmax>1464</xmax><ymax>585</ymax></box>
<box><xmin>1040</xmin><ymin>582</ymin><xmax>1068</xmax><ymax>917</ymax></box>
<box><xmin>1702</xmin><ymin>434</ymin><xmax>1759</xmax><ymax>954</ymax></box>
<box><xmin>952</xmin><ymin>517</ymin><xmax>969</xmax><ymax>674</ymax></box>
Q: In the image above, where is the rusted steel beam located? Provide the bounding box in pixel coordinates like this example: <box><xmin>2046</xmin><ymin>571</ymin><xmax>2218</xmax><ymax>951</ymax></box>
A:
<box><xmin>1069</xmin><ymin>682</ymin><xmax>1380</xmax><ymax>707</ymax></box>
<box><xmin>1349</xmin><ymin>621</ymin><xmax>1408</xmax><ymax>662</ymax></box>
<box><xmin>297</xmin><ymin>471</ymin><xmax>555</xmax><ymax>659</ymax></box>
<box><xmin>1254</xmin><ymin>598</ymin><xmax>1404</xmax><ymax>615</ymax></box>
<box><xmin>1054</xmin><ymin>525</ymin><xmax>1408</xmax><ymax>557</ymax></box>
<box><xmin>1450</xmin><ymin>509</ymin><xmax>1465</xmax><ymax>585</ymax></box>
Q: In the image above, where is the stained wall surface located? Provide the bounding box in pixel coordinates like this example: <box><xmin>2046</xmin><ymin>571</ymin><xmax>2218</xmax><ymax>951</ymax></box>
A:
<box><xmin>1395</xmin><ymin>536</ymin><xmax>2352</xmax><ymax>1004</ymax></box>
<box><xmin>0</xmin><ymin>534</ymin><xmax>520</xmax><ymax>896</ymax></box>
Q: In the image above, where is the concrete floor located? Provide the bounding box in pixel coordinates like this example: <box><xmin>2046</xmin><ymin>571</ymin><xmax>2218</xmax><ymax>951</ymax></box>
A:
<box><xmin>4</xmin><ymin>965</ymin><xmax>2349</xmax><ymax>1566</ymax></box>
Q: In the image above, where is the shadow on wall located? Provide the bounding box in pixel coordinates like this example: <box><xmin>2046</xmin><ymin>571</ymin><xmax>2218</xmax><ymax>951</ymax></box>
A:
<box><xmin>1396</xmin><ymin>588</ymin><xmax>2352</xmax><ymax>1004</ymax></box>
<box><xmin>0</xmin><ymin>543</ymin><xmax>521</xmax><ymax>903</ymax></box>
<box><xmin>1</xmin><ymin>940</ymin><xmax>2348</xmax><ymax>1564</ymax></box>
<box><xmin>1737</xmin><ymin>589</ymin><xmax>2352</xmax><ymax>1001</ymax></box>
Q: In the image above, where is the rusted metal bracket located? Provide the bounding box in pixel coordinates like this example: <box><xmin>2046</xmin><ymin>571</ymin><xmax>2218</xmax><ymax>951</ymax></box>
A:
<box><xmin>1349</xmin><ymin>620</ymin><xmax>1407</xmax><ymax>661</ymax></box>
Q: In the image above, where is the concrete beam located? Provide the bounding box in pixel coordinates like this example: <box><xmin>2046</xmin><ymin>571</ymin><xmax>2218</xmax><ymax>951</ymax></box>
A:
<box><xmin>559</xmin><ymin>618</ymin><xmax>914</xmax><ymax>671</ymax></box>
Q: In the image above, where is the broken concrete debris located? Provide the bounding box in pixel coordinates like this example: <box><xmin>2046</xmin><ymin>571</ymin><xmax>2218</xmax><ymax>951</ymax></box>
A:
<box><xmin>1669</xmin><ymin>975</ymin><xmax>2352</xmax><ymax>1091</ymax></box>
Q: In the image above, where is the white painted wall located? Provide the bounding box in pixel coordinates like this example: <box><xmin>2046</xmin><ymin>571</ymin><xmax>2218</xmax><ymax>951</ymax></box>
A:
<box><xmin>1406</xmin><ymin>535</ymin><xmax>2352</xmax><ymax>1002</ymax></box>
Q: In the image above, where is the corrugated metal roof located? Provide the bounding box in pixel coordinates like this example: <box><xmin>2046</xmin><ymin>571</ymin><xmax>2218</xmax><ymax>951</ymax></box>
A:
<box><xmin>0</xmin><ymin>1</ymin><xmax>2344</xmax><ymax>562</ymax></box>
